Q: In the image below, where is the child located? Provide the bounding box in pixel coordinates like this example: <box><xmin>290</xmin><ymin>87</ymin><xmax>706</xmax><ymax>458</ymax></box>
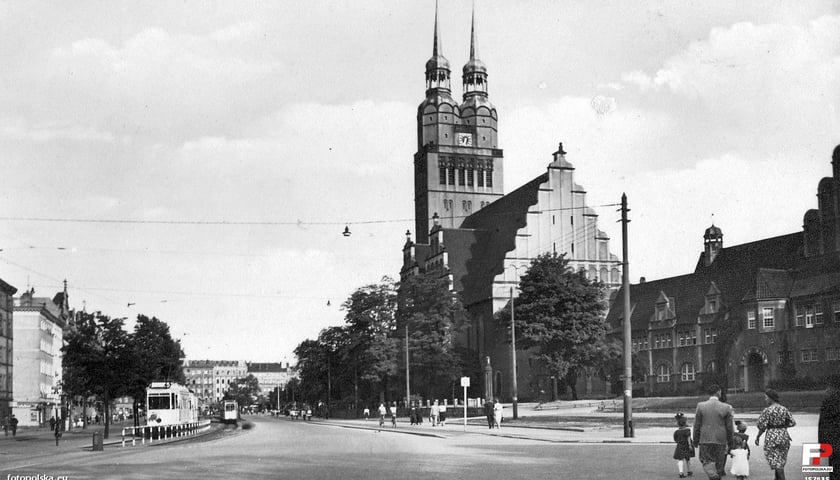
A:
<box><xmin>673</xmin><ymin>412</ymin><xmax>695</xmax><ymax>478</ymax></box>
<box><xmin>730</xmin><ymin>421</ymin><xmax>750</xmax><ymax>480</ymax></box>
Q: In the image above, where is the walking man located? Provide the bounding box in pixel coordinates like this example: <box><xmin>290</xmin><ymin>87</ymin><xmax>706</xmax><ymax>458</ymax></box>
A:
<box><xmin>9</xmin><ymin>415</ymin><xmax>18</xmax><ymax>437</ymax></box>
<box><xmin>484</xmin><ymin>399</ymin><xmax>494</xmax><ymax>429</ymax></box>
<box><xmin>693</xmin><ymin>384</ymin><xmax>735</xmax><ymax>480</ymax></box>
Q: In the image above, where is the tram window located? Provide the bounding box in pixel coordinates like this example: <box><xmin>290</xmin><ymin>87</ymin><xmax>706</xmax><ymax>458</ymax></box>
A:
<box><xmin>148</xmin><ymin>394</ymin><xmax>171</xmax><ymax>409</ymax></box>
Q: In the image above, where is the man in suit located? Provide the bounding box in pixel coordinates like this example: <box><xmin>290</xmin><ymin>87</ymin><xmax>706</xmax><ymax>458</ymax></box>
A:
<box><xmin>693</xmin><ymin>384</ymin><xmax>735</xmax><ymax>480</ymax></box>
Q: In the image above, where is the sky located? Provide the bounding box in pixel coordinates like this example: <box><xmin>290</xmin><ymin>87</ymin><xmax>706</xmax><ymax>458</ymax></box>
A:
<box><xmin>1</xmin><ymin>1</ymin><xmax>839</xmax><ymax>364</ymax></box>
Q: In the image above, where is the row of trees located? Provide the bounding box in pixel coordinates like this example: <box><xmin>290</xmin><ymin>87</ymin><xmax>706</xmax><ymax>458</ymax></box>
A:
<box><xmin>294</xmin><ymin>252</ymin><xmax>635</xmax><ymax>409</ymax></box>
<box><xmin>61</xmin><ymin>312</ymin><xmax>184</xmax><ymax>438</ymax></box>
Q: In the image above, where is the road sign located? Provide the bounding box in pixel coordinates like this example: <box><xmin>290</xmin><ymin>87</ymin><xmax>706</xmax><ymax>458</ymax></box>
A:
<box><xmin>460</xmin><ymin>376</ymin><xmax>470</xmax><ymax>387</ymax></box>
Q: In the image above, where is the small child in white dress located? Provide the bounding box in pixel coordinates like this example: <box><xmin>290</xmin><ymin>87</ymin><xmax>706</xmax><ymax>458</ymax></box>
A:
<box><xmin>730</xmin><ymin>421</ymin><xmax>750</xmax><ymax>480</ymax></box>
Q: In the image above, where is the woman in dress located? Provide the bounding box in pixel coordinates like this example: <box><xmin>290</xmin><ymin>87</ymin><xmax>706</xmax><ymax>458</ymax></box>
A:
<box><xmin>755</xmin><ymin>388</ymin><xmax>796</xmax><ymax>480</ymax></box>
<box><xmin>493</xmin><ymin>398</ymin><xmax>503</xmax><ymax>429</ymax></box>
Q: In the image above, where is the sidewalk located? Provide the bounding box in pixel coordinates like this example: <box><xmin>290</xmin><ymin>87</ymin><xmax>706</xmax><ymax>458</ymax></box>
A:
<box><xmin>291</xmin><ymin>402</ymin><xmax>818</xmax><ymax>445</ymax></box>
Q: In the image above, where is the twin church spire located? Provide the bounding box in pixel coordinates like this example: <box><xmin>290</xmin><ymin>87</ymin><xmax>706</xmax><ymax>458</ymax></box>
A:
<box><xmin>424</xmin><ymin>2</ymin><xmax>490</xmax><ymax>105</ymax></box>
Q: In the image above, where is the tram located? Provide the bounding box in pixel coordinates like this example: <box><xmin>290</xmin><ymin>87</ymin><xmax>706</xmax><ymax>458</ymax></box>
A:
<box><xmin>146</xmin><ymin>382</ymin><xmax>199</xmax><ymax>426</ymax></box>
<box><xmin>222</xmin><ymin>400</ymin><xmax>239</xmax><ymax>423</ymax></box>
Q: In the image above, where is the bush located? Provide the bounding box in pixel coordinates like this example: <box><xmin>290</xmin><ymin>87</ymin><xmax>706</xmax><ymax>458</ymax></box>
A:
<box><xmin>768</xmin><ymin>375</ymin><xmax>830</xmax><ymax>391</ymax></box>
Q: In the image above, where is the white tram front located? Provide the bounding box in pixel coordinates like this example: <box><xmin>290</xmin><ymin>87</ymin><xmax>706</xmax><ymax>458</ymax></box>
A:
<box><xmin>146</xmin><ymin>381</ymin><xmax>198</xmax><ymax>426</ymax></box>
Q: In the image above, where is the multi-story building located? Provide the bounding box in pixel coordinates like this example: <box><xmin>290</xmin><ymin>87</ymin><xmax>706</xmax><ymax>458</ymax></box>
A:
<box><xmin>182</xmin><ymin>359</ymin><xmax>215</xmax><ymax>409</ymax></box>
<box><xmin>247</xmin><ymin>362</ymin><xmax>295</xmax><ymax>396</ymax></box>
<box><xmin>212</xmin><ymin>360</ymin><xmax>247</xmax><ymax>403</ymax></box>
<box><xmin>606</xmin><ymin>146</ymin><xmax>840</xmax><ymax>395</ymax></box>
<box><xmin>401</xmin><ymin>5</ymin><xmax>620</xmax><ymax>401</ymax></box>
<box><xmin>13</xmin><ymin>287</ymin><xmax>69</xmax><ymax>426</ymax></box>
<box><xmin>0</xmin><ymin>278</ymin><xmax>17</xmax><ymax>421</ymax></box>
<box><xmin>183</xmin><ymin>359</ymin><xmax>248</xmax><ymax>405</ymax></box>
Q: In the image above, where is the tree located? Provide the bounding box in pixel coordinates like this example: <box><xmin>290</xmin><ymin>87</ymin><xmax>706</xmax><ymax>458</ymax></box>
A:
<box><xmin>501</xmin><ymin>252</ymin><xmax>608</xmax><ymax>400</ymax></box>
<box><xmin>61</xmin><ymin>312</ymin><xmax>132</xmax><ymax>438</ymax></box>
<box><xmin>397</xmin><ymin>271</ymin><xmax>467</xmax><ymax>400</ymax></box>
<box><xmin>224</xmin><ymin>374</ymin><xmax>261</xmax><ymax>409</ymax></box>
<box><xmin>128</xmin><ymin>315</ymin><xmax>185</xmax><ymax>426</ymax></box>
<box><xmin>341</xmin><ymin>278</ymin><xmax>399</xmax><ymax>405</ymax></box>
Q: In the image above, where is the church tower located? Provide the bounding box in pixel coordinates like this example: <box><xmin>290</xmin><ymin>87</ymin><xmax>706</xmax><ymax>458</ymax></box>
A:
<box><xmin>414</xmin><ymin>3</ymin><xmax>505</xmax><ymax>244</ymax></box>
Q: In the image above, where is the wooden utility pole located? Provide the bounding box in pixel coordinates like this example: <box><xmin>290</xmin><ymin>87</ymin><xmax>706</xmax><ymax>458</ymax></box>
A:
<box><xmin>620</xmin><ymin>193</ymin><xmax>633</xmax><ymax>437</ymax></box>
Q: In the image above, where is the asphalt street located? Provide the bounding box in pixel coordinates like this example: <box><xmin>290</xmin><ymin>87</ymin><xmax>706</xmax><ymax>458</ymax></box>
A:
<box><xmin>0</xmin><ymin>409</ymin><xmax>821</xmax><ymax>480</ymax></box>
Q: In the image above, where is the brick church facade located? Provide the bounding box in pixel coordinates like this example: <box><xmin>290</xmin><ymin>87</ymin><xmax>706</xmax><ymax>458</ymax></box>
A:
<box><xmin>401</xmin><ymin>5</ymin><xmax>620</xmax><ymax>402</ymax></box>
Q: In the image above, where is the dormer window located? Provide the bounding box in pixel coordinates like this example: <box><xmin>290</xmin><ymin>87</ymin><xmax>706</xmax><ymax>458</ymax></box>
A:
<box><xmin>704</xmin><ymin>282</ymin><xmax>721</xmax><ymax>314</ymax></box>
<box><xmin>655</xmin><ymin>291</ymin><xmax>675</xmax><ymax>321</ymax></box>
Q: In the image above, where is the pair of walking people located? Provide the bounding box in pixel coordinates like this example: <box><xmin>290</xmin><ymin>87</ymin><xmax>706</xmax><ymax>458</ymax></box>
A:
<box><xmin>692</xmin><ymin>384</ymin><xmax>795</xmax><ymax>480</ymax></box>
<box><xmin>483</xmin><ymin>398</ymin><xmax>503</xmax><ymax>429</ymax></box>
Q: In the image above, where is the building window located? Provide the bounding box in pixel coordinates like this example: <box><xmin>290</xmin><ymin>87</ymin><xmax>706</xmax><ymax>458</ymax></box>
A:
<box><xmin>826</xmin><ymin>347</ymin><xmax>840</xmax><ymax>362</ymax></box>
<box><xmin>477</xmin><ymin>168</ymin><xmax>484</xmax><ymax>187</ymax></box>
<box><xmin>448</xmin><ymin>168</ymin><xmax>455</xmax><ymax>185</ymax></box>
<box><xmin>705</xmin><ymin>361</ymin><xmax>716</xmax><ymax>373</ymax></box>
<box><xmin>805</xmin><ymin>306</ymin><xmax>814</xmax><ymax>328</ymax></box>
<box><xmin>439</xmin><ymin>167</ymin><xmax>447</xmax><ymax>185</ymax></box>
<box><xmin>467</xmin><ymin>169</ymin><xmax>474</xmax><ymax>186</ymax></box>
<box><xmin>458</xmin><ymin>168</ymin><xmax>466</xmax><ymax>186</ymax></box>
<box><xmin>795</xmin><ymin>306</ymin><xmax>804</xmax><ymax>327</ymax></box>
<box><xmin>680</xmin><ymin>363</ymin><xmax>696</xmax><ymax>382</ymax></box>
<box><xmin>801</xmin><ymin>349</ymin><xmax>819</xmax><ymax>363</ymax></box>
<box><xmin>834</xmin><ymin>301</ymin><xmax>840</xmax><ymax>322</ymax></box>
<box><xmin>486</xmin><ymin>170</ymin><xmax>493</xmax><ymax>187</ymax></box>
<box><xmin>815</xmin><ymin>304</ymin><xmax>824</xmax><ymax>325</ymax></box>
<box><xmin>657</xmin><ymin>364</ymin><xmax>671</xmax><ymax>383</ymax></box>
<box><xmin>747</xmin><ymin>310</ymin><xmax>756</xmax><ymax>329</ymax></box>
<box><xmin>704</xmin><ymin>328</ymin><xmax>718</xmax><ymax>344</ymax></box>
<box><xmin>762</xmin><ymin>307</ymin><xmax>774</xmax><ymax>328</ymax></box>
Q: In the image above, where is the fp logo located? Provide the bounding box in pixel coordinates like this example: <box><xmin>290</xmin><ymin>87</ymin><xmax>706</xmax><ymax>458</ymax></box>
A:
<box><xmin>802</xmin><ymin>443</ymin><xmax>833</xmax><ymax>466</ymax></box>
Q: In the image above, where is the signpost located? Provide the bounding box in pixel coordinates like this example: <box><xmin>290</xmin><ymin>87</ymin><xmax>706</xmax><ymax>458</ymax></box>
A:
<box><xmin>460</xmin><ymin>376</ymin><xmax>470</xmax><ymax>432</ymax></box>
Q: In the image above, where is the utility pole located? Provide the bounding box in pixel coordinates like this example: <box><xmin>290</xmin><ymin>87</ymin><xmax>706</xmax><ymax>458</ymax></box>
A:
<box><xmin>405</xmin><ymin>325</ymin><xmax>410</xmax><ymax>407</ymax></box>
<box><xmin>510</xmin><ymin>287</ymin><xmax>519</xmax><ymax>419</ymax></box>
<box><xmin>620</xmin><ymin>193</ymin><xmax>633</xmax><ymax>437</ymax></box>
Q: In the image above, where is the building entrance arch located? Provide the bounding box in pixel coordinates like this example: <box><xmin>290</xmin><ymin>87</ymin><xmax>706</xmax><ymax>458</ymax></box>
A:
<box><xmin>740</xmin><ymin>347</ymin><xmax>767</xmax><ymax>392</ymax></box>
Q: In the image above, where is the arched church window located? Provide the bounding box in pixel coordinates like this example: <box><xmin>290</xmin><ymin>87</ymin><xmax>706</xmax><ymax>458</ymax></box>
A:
<box><xmin>477</xmin><ymin>168</ymin><xmax>484</xmax><ymax>187</ymax></box>
<box><xmin>486</xmin><ymin>170</ymin><xmax>493</xmax><ymax>188</ymax></box>
<box><xmin>467</xmin><ymin>169</ymin><xmax>474</xmax><ymax>186</ymax></box>
<box><xmin>439</xmin><ymin>166</ymin><xmax>446</xmax><ymax>185</ymax></box>
<box><xmin>458</xmin><ymin>168</ymin><xmax>466</xmax><ymax>186</ymax></box>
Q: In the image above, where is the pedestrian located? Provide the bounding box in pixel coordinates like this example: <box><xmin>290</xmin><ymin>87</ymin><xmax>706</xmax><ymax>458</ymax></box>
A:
<box><xmin>49</xmin><ymin>416</ymin><xmax>56</xmax><ymax>432</ymax></box>
<box><xmin>431</xmin><ymin>400</ymin><xmax>440</xmax><ymax>427</ymax></box>
<box><xmin>390</xmin><ymin>402</ymin><xmax>397</xmax><ymax>428</ymax></box>
<box><xmin>484</xmin><ymin>399</ymin><xmax>495</xmax><ymax>429</ymax></box>
<box><xmin>363</xmin><ymin>407</ymin><xmax>370</xmax><ymax>421</ymax></box>
<box><xmin>409</xmin><ymin>404</ymin><xmax>417</xmax><ymax>426</ymax></box>
<box><xmin>493</xmin><ymin>398</ymin><xmax>503</xmax><ymax>429</ymax></box>
<box><xmin>673</xmin><ymin>412</ymin><xmax>695</xmax><ymax>478</ymax></box>
<box><xmin>2</xmin><ymin>415</ymin><xmax>7</xmax><ymax>436</ymax></box>
<box><xmin>755</xmin><ymin>388</ymin><xmax>796</xmax><ymax>480</ymax></box>
<box><xmin>819</xmin><ymin>375</ymin><xmax>840</xmax><ymax>480</ymax></box>
<box><xmin>692</xmin><ymin>383</ymin><xmax>734</xmax><ymax>480</ymax></box>
<box><xmin>54</xmin><ymin>417</ymin><xmax>62</xmax><ymax>447</ymax></box>
<box><xmin>438</xmin><ymin>402</ymin><xmax>446</xmax><ymax>427</ymax></box>
<box><xmin>729</xmin><ymin>421</ymin><xmax>750</xmax><ymax>480</ymax></box>
<box><xmin>9</xmin><ymin>415</ymin><xmax>18</xmax><ymax>437</ymax></box>
<box><xmin>378</xmin><ymin>403</ymin><xmax>386</xmax><ymax>428</ymax></box>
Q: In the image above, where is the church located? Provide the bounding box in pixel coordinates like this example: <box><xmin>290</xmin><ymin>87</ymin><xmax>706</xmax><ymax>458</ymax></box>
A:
<box><xmin>400</xmin><ymin>5</ymin><xmax>621</xmax><ymax>402</ymax></box>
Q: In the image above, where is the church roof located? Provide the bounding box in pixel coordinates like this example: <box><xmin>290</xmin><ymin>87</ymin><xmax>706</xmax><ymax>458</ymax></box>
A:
<box><xmin>452</xmin><ymin>172</ymin><xmax>547</xmax><ymax>305</ymax></box>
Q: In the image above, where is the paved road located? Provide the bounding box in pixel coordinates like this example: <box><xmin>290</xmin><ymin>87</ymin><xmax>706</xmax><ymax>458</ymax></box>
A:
<box><xmin>0</xmin><ymin>413</ymin><xmax>820</xmax><ymax>480</ymax></box>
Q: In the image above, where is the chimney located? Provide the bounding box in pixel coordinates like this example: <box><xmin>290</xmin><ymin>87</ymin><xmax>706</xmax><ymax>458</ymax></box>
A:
<box><xmin>639</xmin><ymin>276</ymin><xmax>646</xmax><ymax>284</ymax></box>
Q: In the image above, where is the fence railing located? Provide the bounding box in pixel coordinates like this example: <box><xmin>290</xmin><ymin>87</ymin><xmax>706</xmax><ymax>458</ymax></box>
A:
<box><xmin>121</xmin><ymin>419</ymin><xmax>211</xmax><ymax>447</ymax></box>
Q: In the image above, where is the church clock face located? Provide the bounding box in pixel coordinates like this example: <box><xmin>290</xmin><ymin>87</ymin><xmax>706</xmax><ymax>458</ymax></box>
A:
<box><xmin>457</xmin><ymin>133</ymin><xmax>473</xmax><ymax>147</ymax></box>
